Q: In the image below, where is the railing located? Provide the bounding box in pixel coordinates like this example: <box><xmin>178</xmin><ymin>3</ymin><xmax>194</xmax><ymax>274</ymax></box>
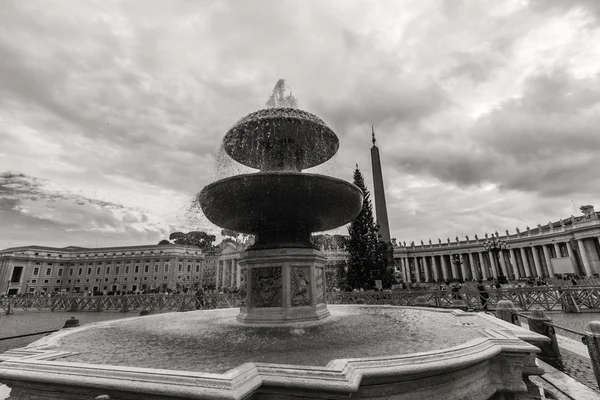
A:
<box><xmin>496</xmin><ymin>302</ymin><xmax>600</xmax><ymax>390</ymax></box>
<box><xmin>327</xmin><ymin>286</ymin><xmax>600</xmax><ymax>311</ymax></box>
<box><xmin>2</xmin><ymin>286</ymin><xmax>600</xmax><ymax>314</ymax></box>
<box><xmin>0</xmin><ymin>293</ymin><xmax>242</xmax><ymax>314</ymax></box>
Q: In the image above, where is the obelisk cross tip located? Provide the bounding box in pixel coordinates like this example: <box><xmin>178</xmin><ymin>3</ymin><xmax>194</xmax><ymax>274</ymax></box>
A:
<box><xmin>371</xmin><ymin>125</ymin><xmax>376</xmax><ymax>146</ymax></box>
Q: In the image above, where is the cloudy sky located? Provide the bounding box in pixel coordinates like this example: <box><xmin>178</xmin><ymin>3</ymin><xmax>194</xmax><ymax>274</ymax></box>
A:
<box><xmin>1</xmin><ymin>0</ymin><xmax>599</xmax><ymax>249</ymax></box>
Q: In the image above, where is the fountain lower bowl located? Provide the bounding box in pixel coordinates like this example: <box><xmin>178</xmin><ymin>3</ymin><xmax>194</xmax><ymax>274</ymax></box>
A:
<box><xmin>199</xmin><ymin>173</ymin><xmax>363</xmax><ymax>248</ymax></box>
<box><xmin>0</xmin><ymin>306</ymin><xmax>546</xmax><ymax>400</ymax></box>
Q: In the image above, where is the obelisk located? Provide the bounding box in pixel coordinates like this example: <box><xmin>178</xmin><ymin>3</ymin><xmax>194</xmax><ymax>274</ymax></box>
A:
<box><xmin>370</xmin><ymin>126</ymin><xmax>394</xmax><ymax>264</ymax></box>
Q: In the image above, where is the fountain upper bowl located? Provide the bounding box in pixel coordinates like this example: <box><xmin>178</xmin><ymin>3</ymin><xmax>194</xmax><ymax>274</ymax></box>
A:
<box><xmin>223</xmin><ymin>108</ymin><xmax>339</xmax><ymax>171</ymax></box>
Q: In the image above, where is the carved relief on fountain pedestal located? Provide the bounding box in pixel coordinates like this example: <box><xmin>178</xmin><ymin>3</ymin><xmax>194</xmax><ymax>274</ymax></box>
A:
<box><xmin>251</xmin><ymin>267</ymin><xmax>282</xmax><ymax>307</ymax></box>
<box><xmin>291</xmin><ymin>266</ymin><xmax>311</xmax><ymax>306</ymax></box>
<box><xmin>315</xmin><ymin>267</ymin><xmax>325</xmax><ymax>304</ymax></box>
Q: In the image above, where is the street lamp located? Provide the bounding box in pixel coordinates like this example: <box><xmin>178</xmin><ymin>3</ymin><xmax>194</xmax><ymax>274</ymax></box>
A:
<box><xmin>452</xmin><ymin>255</ymin><xmax>464</xmax><ymax>281</ymax></box>
<box><xmin>483</xmin><ymin>236</ymin><xmax>507</xmax><ymax>280</ymax></box>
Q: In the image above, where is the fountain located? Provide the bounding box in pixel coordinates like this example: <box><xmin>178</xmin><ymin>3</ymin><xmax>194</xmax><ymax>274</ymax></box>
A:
<box><xmin>0</xmin><ymin>84</ymin><xmax>550</xmax><ymax>400</ymax></box>
<box><xmin>199</xmin><ymin>106</ymin><xmax>362</xmax><ymax>324</ymax></box>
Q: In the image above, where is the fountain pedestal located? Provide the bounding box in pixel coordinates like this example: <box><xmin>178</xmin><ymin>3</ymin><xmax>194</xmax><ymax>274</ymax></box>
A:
<box><xmin>236</xmin><ymin>248</ymin><xmax>330</xmax><ymax>324</ymax></box>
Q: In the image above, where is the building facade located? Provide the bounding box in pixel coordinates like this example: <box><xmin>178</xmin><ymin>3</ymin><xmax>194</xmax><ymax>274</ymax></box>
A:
<box><xmin>394</xmin><ymin>206</ymin><xmax>600</xmax><ymax>282</ymax></box>
<box><xmin>0</xmin><ymin>244</ymin><xmax>207</xmax><ymax>295</ymax></box>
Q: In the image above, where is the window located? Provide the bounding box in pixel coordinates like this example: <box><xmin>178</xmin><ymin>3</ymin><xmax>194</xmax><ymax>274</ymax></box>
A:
<box><xmin>48</xmin><ymin>263</ymin><xmax>53</xmax><ymax>266</ymax></box>
<box><xmin>196</xmin><ymin>266</ymin><xmax>200</xmax><ymax>272</ymax></box>
<box><xmin>125</xmin><ymin>266</ymin><xmax>130</xmax><ymax>274</ymax></box>
<box><xmin>163</xmin><ymin>276</ymin><xmax>168</xmax><ymax>280</ymax></box>
<box><xmin>34</xmin><ymin>253</ymin><xmax>39</xmax><ymax>256</ymax></box>
<box><xmin>135</xmin><ymin>266</ymin><xmax>139</xmax><ymax>273</ymax></box>
<box><xmin>106</xmin><ymin>267</ymin><xmax>110</xmax><ymax>275</ymax></box>
<box><xmin>134</xmin><ymin>277</ymin><xmax>138</xmax><ymax>281</ymax></box>
<box><xmin>154</xmin><ymin>265</ymin><xmax>159</xmax><ymax>273</ymax></box>
<box><xmin>43</xmin><ymin>279</ymin><xmax>49</xmax><ymax>284</ymax></box>
<box><xmin>10</xmin><ymin>267</ymin><xmax>24</xmax><ymax>283</ymax></box>
<box><xmin>56</xmin><ymin>280</ymin><xmax>61</xmax><ymax>284</ymax></box>
<box><xmin>45</xmin><ymin>268</ymin><xmax>52</xmax><ymax>276</ymax></box>
<box><xmin>33</xmin><ymin>267</ymin><xmax>40</xmax><ymax>276</ymax></box>
<box><xmin>144</xmin><ymin>265</ymin><xmax>149</xmax><ymax>273</ymax></box>
<box><xmin>153</xmin><ymin>276</ymin><xmax>157</xmax><ymax>280</ymax></box>
<box><xmin>57</xmin><ymin>268</ymin><xmax>63</xmax><ymax>277</ymax></box>
<box><xmin>96</xmin><ymin>267</ymin><xmax>101</xmax><ymax>275</ymax></box>
<box><xmin>124</xmin><ymin>277</ymin><xmax>128</xmax><ymax>281</ymax></box>
<box><xmin>85</xmin><ymin>279</ymin><xmax>90</xmax><ymax>283</ymax></box>
<box><xmin>59</xmin><ymin>263</ymin><xmax>64</xmax><ymax>266</ymax></box>
<box><xmin>143</xmin><ymin>277</ymin><xmax>148</xmax><ymax>281</ymax></box>
<box><xmin>187</xmin><ymin>265</ymin><xmax>191</xmax><ymax>273</ymax></box>
<box><xmin>116</xmin><ymin>267</ymin><xmax>120</xmax><ymax>275</ymax></box>
<box><xmin>30</xmin><ymin>279</ymin><xmax>37</xmax><ymax>284</ymax></box>
<box><xmin>69</xmin><ymin>268</ymin><xmax>74</xmax><ymax>276</ymax></box>
<box><xmin>164</xmin><ymin>265</ymin><xmax>169</xmax><ymax>273</ymax></box>
<box><xmin>179</xmin><ymin>265</ymin><xmax>183</xmax><ymax>272</ymax></box>
<box><xmin>78</xmin><ymin>268</ymin><xmax>83</xmax><ymax>276</ymax></box>
<box><xmin>87</xmin><ymin>268</ymin><xmax>92</xmax><ymax>275</ymax></box>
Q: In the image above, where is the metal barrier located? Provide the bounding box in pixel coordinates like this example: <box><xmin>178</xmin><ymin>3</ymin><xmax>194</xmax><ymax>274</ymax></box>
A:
<box><xmin>0</xmin><ymin>293</ymin><xmax>242</xmax><ymax>314</ymax></box>
<box><xmin>495</xmin><ymin>301</ymin><xmax>600</xmax><ymax>389</ymax></box>
<box><xmin>2</xmin><ymin>286</ymin><xmax>600</xmax><ymax>314</ymax></box>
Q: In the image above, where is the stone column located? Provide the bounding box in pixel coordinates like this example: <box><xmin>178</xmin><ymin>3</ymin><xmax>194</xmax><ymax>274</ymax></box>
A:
<box><xmin>413</xmin><ymin>257</ymin><xmax>420</xmax><ymax>282</ymax></box>
<box><xmin>235</xmin><ymin>260</ymin><xmax>240</xmax><ymax>288</ymax></box>
<box><xmin>520</xmin><ymin>248</ymin><xmax>532</xmax><ymax>277</ymax></box>
<box><xmin>450</xmin><ymin>256</ymin><xmax>459</xmax><ymax>280</ymax></box>
<box><xmin>230</xmin><ymin>260</ymin><xmax>235</xmax><ymax>287</ymax></box>
<box><xmin>498</xmin><ymin>250</ymin><xmax>508</xmax><ymax>277</ymax></box>
<box><xmin>423</xmin><ymin>257</ymin><xmax>431</xmax><ymax>282</ymax></box>
<box><xmin>531</xmin><ymin>246</ymin><xmax>543</xmax><ymax>277</ymax></box>
<box><xmin>553</xmin><ymin>243</ymin><xmax>561</xmax><ymax>259</ymax></box>
<box><xmin>542</xmin><ymin>245</ymin><xmax>555</xmax><ymax>277</ymax></box>
<box><xmin>577</xmin><ymin>239</ymin><xmax>593</xmax><ymax>276</ymax></box>
<box><xmin>460</xmin><ymin>255</ymin><xmax>469</xmax><ymax>281</ymax></box>
<box><xmin>215</xmin><ymin>261</ymin><xmax>222</xmax><ymax>290</ymax></box>
<box><xmin>509</xmin><ymin>248</ymin><xmax>520</xmax><ymax>279</ymax></box>
<box><xmin>431</xmin><ymin>256</ymin><xmax>440</xmax><ymax>282</ymax></box>
<box><xmin>404</xmin><ymin>258</ymin><xmax>412</xmax><ymax>283</ymax></box>
<box><xmin>488</xmin><ymin>253</ymin><xmax>498</xmax><ymax>279</ymax></box>
<box><xmin>479</xmin><ymin>252</ymin><xmax>488</xmax><ymax>280</ymax></box>
<box><xmin>440</xmin><ymin>255</ymin><xmax>449</xmax><ymax>281</ymax></box>
<box><xmin>468</xmin><ymin>253</ymin><xmax>478</xmax><ymax>280</ymax></box>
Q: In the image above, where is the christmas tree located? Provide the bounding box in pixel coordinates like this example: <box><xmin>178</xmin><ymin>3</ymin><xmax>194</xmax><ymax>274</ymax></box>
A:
<box><xmin>347</xmin><ymin>166</ymin><xmax>390</xmax><ymax>289</ymax></box>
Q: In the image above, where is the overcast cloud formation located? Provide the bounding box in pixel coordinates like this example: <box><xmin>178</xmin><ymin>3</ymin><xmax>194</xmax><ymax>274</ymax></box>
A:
<box><xmin>0</xmin><ymin>0</ymin><xmax>599</xmax><ymax>249</ymax></box>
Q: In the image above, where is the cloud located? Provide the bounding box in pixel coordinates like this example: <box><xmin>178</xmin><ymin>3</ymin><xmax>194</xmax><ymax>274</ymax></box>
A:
<box><xmin>0</xmin><ymin>0</ymin><xmax>599</xmax><ymax>247</ymax></box>
<box><xmin>0</xmin><ymin>172</ymin><xmax>169</xmax><ymax>248</ymax></box>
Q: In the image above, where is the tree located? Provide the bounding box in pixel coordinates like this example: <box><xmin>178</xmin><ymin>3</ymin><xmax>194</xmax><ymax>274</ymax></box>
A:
<box><xmin>346</xmin><ymin>167</ymin><xmax>390</xmax><ymax>289</ymax></box>
<box><xmin>158</xmin><ymin>239</ymin><xmax>171</xmax><ymax>245</ymax></box>
<box><xmin>167</xmin><ymin>231</ymin><xmax>216</xmax><ymax>251</ymax></box>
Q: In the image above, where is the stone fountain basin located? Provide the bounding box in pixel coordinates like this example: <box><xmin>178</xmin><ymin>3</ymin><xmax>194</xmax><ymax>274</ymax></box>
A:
<box><xmin>0</xmin><ymin>306</ymin><xmax>548</xmax><ymax>400</ymax></box>
<box><xmin>199</xmin><ymin>172</ymin><xmax>363</xmax><ymax>236</ymax></box>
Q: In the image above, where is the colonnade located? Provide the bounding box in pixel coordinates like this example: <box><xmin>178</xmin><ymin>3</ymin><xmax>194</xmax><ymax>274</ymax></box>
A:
<box><xmin>215</xmin><ymin>258</ymin><xmax>240</xmax><ymax>289</ymax></box>
<box><xmin>396</xmin><ymin>237</ymin><xmax>600</xmax><ymax>283</ymax></box>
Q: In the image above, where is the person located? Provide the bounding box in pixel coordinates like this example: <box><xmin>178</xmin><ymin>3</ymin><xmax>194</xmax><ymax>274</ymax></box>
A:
<box><xmin>477</xmin><ymin>280</ymin><xmax>489</xmax><ymax>310</ymax></box>
<box><xmin>195</xmin><ymin>286</ymin><xmax>205</xmax><ymax>309</ymax></box>
<box><xmin>451</xmin><ymin>281</ymin><xmax>463</xmax><ymax>300</ymax></box>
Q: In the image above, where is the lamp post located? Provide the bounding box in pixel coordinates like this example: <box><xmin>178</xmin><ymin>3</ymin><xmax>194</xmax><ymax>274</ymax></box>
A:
<box><xmin>483</xmin><ymin>236</ymin><xmax>507</xmax><ymax>280</ymax></box>
<box><xmin>452</xmin><ymin>255</ymin><xmax>464</xmax><ymax>282</ymax></box>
